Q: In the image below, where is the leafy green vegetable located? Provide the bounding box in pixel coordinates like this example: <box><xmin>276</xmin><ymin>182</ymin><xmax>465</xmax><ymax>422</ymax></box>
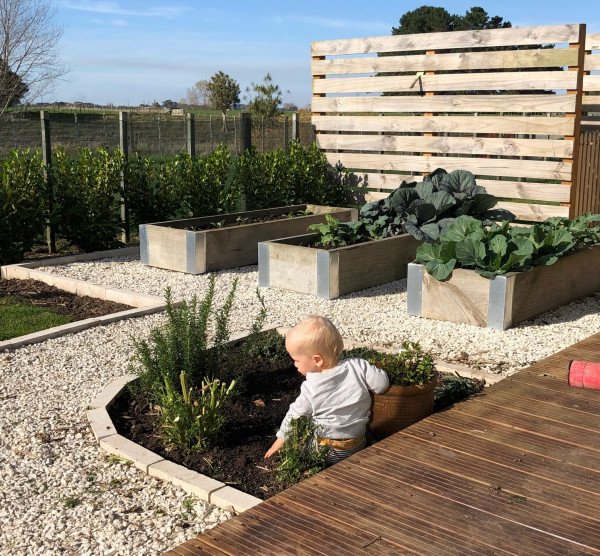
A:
<box><xmin>307</xmin><ymin>214</ymin><xmax>366</xmax><ymax>248</ymax></box>
<box><xmin>415</xmin><ymin>213</ymin><xmax>600</xmax><ymax>280</ymax></box>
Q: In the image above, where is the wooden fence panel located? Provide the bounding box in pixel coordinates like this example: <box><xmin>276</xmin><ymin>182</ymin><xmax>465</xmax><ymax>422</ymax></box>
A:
<box><xmin>312</xmin><ymin>23</ymin><xmax>590</xmax><ymax>222</ymax></box>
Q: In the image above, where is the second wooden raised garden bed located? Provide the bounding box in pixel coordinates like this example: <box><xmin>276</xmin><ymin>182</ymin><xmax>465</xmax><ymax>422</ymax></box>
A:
<box><xmin>407</xmin><ymin>245</ymin><xmax>600</xmax><ymax>330</ymax></box>
<box><xmin>140</xmin><ymin>204</ymin><xmax>357</xmax><ymax>274</ymax></box>
<box><xmin>258</xmin><ymin>233</ymin><xmax>420</xmax><ymax>299</ymax></box>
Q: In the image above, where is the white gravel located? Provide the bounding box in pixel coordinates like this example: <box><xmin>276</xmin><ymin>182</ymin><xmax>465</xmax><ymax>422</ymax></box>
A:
<box><xmin>2</xmin><ymin>254</ymin><xmax>600</xmax><ymax>555</ymax></box>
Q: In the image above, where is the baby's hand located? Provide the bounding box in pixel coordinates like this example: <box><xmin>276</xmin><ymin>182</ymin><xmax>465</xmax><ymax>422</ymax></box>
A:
<box><xmin>264</xmin><ymin>438</ymin><xmax>285</xmax><ymax>459</ymax></box>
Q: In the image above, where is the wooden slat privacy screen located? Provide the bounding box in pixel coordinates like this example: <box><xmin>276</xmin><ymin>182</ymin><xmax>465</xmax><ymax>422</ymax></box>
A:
<box><xmin>312</xmin><ymin>24</ymin><xmax>595</xmax><ymax>221</ymax></box>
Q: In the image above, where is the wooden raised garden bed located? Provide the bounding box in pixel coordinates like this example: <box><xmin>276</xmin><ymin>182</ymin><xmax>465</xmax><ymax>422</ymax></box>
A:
<box><xmin>407</xmin><ymin>245</ymin><xmax>600</xmax><ymax>330</ymax></box>
<box><xmin>139</xmin><ymin>204</ymin><xmax>357</xmax><ymax>274</ymax></box>
<box><xmin>258</xmin><ymin>233</ymin><xmax>420</xmax><ymax>299</ymax></box>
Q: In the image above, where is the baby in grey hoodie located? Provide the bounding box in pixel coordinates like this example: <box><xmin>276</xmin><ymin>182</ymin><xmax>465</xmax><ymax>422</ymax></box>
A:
<box><xmin>264</xmin><ymin>315</ymin><xmax>389</xmax><ymax>464</ymax></box>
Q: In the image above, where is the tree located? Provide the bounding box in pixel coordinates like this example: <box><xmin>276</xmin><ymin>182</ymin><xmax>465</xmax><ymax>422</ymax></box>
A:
<box><xmin>206</xmin><ymin>71</ymin><xmax>240</xmax><ymax>130</ymax></box>
<box><xmin>181</xmin><ymin>79</ymin><xmax>209</xmax><ymax>107</ymax></box>
<box><xmin>246</xmin><ymin>73</ymin><xmax>283</xmax><ymax>124</ymax></box>
<box><xmin>392</xmin><ymin>5</ymin><xmax>510</xmax><ymax>35</ymax></box>
<box><xmin>0</xmin><ymin>0</ymin><xmax>68</xmax><ymax>115</ymax></box>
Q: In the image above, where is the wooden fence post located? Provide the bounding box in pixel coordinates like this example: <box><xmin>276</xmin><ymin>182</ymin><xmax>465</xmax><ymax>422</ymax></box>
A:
<box><xmin>40</xmin><ymin>110</ymin><xmax>56</xmax><ymax>253</ymax></box>
<box><xmin>291</xmin><ymin>112</ymin><xmax>299</xmax><ymax>142</ymax></box>
<box><xmin>283</xmin><ymin>115</ymin><xmax>289</xmax><ymax>153</ymax></box>
<box><xmin>186</xmin><ymin>113</ymin><xmax>195</xmax><ymax>158</ymax></box>
<box><xmin>119</xmin><ymin>111</ymin><xmax>130</xmax><ymax>243</ymax></box>
<box><xmin>238</xmin><ymin>112</ymin><xmax>252</xmax><ymax>211</ymax></box>
<box><xmin>240</xmin><ymin>112</ymin><xmax>252</xmax><ymax>153</ymax></box>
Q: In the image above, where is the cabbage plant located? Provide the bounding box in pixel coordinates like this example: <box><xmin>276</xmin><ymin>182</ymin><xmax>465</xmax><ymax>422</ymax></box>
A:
<box><xmin>415</xmin><ymin>213</ymin><xmax>600</xmax><ymax>281</ymax></box>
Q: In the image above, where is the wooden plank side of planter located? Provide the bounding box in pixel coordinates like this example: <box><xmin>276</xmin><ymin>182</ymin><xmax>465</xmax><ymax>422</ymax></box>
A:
<box><xmin>141</xmin><ymin>205</ymin><xmax>357</xmax><ymax>274</ymax></box>
<box><xmin>264</xmin><ymin>240</ymin><xmax>320</xmax><ymax>296</ymax></box>
<box><xmin>336</xmin><ymin>235</ymin><xmax>420</xmax><ymax>297</ymax></box>
<box><xmin>416</xmin><ymin>266</ymin><xmax>491</xmax><ymax>327</ymax></box>
<box><xmin>139</xmin><ymin>225</ymin><xmax>200</xmax><ymax>274</ymax></box>
<box><xmin>261</xmin><ymin>234</ymin><xmax>420</xmax><ymax>299</ymax></box>
<box><xmin>508</xmin><ymin>245</ymin><xmax>600</xmax><ymax>326</ymax></box>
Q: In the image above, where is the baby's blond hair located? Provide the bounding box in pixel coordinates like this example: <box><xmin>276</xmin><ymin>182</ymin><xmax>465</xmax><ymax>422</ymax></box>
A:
<box><xmin>287</xmin><ymin>315</ymin><xmax>344</xmax><ymax>368</ymax></box>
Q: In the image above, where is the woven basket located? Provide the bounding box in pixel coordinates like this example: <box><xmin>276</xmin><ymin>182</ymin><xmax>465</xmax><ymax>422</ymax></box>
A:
<box><xmin>370</xmin><ymin>380</ymin><xmax>436</xmax><ymax>440</ymax></box>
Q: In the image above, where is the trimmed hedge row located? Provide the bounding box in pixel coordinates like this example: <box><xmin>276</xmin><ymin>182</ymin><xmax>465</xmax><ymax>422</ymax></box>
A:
<box><xmin>0</xmin><ymin>142</ymin><xmax>354</xmax><ymax>264</ymax></box>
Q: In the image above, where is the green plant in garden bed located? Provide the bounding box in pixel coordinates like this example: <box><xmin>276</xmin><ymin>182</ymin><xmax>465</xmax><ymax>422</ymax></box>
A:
<box><xmin>0</xmin><ymin>296</ymin><xmax>71</xmax><ymax>340</ymax></box>
<box><xmin>0</xmin><ymin>149</ymin><xmax>46</xmax><ymax>265</ymax></box>
<box><xmin>131</xmin><ymin>275</ymin><xmax>275</xmax><ymax>450</ymax></box>
<box><xmin>158</xmin><ymin>371</ymin><xmax>236</xmax><ymax>450</ymax></box>
<box><xmin>415</xmin><ymin>213</ymin><xmax>600</xmax><ymax>281</ymax></box>
<box><xmin>276</xmin><ymin>416</ymin><xmax>328</xmax><ymax>485</ymax></box>
<box><xmin>305</xmin><ymin>168</ymin><xmax>514</xmax><ymax>250</ymax></box>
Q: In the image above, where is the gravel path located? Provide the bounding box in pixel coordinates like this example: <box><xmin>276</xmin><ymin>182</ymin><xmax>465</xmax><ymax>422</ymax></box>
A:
<box><xmin>2</xmin><ymin>255</ymin><xmax>600</xmax><ymax>555</ymax></box>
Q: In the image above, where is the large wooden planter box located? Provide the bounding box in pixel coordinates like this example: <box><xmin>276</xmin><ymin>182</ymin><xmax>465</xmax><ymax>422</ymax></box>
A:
<box><xmin>258</xmin><ymin>233</ymin><xmax>420</xmax><ymax>299</ymax></box>
<box><xmin>139</xmin><ymin>204</ymin><xmax>357</xmax><ymax>274</ymax></box>
<box><xmin>407</xmin><ymin>245</ymin><xmax>600</xmax><ymax>330</ymax></box>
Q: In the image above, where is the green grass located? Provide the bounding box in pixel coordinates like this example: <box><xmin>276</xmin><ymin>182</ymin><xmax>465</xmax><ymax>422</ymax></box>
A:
<box><xmin>0</xmin><ymin>297</ymin><xmax>72</xmax><ymax>340</ymax></box>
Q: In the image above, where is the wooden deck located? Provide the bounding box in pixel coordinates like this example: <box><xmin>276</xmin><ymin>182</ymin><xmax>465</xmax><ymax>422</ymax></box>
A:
<box><xmin>165</xmin><ymin>332</ymin><xmax>600</xmax><ymax>555</ymax></box>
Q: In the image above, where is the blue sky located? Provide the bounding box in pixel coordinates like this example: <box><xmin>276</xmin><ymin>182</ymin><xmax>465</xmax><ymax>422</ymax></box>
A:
<box><xmin>50</xmin><ymin>0</ymin><xmax>600</xmax><ymax>106</ymax></box>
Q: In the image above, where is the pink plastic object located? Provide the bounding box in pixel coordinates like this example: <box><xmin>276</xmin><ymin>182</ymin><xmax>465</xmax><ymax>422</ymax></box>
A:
<box><xmin>568</xmin><ymin>360</ymin><xmax>600</xmax><ymax>390</ymax></box>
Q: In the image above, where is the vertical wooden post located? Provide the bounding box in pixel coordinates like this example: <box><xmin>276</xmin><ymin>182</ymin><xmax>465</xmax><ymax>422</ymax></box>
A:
<box><xmin>283</xmin><ymin>115</ymin><xmax>289</xmax><ymax>153</ymax></box>
<box><xmin>186</xmin><ymin>113</ymin><xmax>196</xmax><ymax>158</ymax></box>
<box><xmin>567</xmin><ymin>24</ymin><xmax>587</xmax><ymax>219</ymax></box>
<box><xmin>422</xmin><ymin>51</ymin><xmax>436</xmax><ymax>177</ymax></box>
<box><xmin>292</xmin><ymin>112</ymin><xmax>299</xmax><ymax>142</ymax></box>
<box><xmin>41</xmin><ymin>110</ymin><xmax>56</xmax><ymax>253</ymax></box>
<box><xmin>240</xmin><ymin>112</ymin><xmax>252</xmax><ymax>152</ymax></box>
<box><xmin>119</xmin><ymin>111</ymin><xmax>130</xmax><ymax>243</ymax></box>
<box><xmin>239</xmin><ymin>112</ymin><xmax>252</xmax><ymax>211</ymax></box>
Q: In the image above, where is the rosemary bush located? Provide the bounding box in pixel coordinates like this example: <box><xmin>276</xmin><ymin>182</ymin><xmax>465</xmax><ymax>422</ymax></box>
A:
<box><xmin>132</xmin><ymin>275</ymin><xmax>238</xmax><ymax>400</ymax></box>
<box><xmin>276</xmin><ymin>416</ymin><xmax>328</xmax><ymax>484</ymax></box>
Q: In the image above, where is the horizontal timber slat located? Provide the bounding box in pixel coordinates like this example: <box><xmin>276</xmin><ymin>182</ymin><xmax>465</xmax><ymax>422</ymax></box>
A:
<box><xmin>313</xmin><ymin>71</ymin><xmax>577</xmax><ymax>94</ymax></box>
<box><xmin>582</xmin><ymin>95</ymin><xmax>600</xmax><ymax>109</ymax></box>
<box><xmin>586</xmin><ymin>33</ymin><xmax>600</xmax><ymax>50</ymax></box>
<box><xmin>312</xmin><ymin>115</ymin><xmax>576</xmax><ymax>135</ymax></box>
<box><xmin>316</xmin><ymin>134</ymin><xmax>573</xmax><ymax>158</ymax></box>
<box><xmin>325</xmin><ymin>152</ymin><xmax>573</xmax><ymax>180</ymax></box>
<box><xmin>584</xmin><ymin>54</ymin><xmax>600</xmax><ymax>71</ymax></box>
<box><xmin>311</xmin><ymin>94</ymin><xmax>577</xmax><ymax>114</ymax></box>
<box><xmin>312</xmin><ymin>48</ymin><xmax>578</xmax><ymax>75</ymax></box>
<box><xmin>360</xmin><ymin>173</ymin><xmax>571</xmax><ymax>203</ymax></box>
<box><xmin>583</xmin><ymin>74</ymin><xmax>600</xmax><ymax>92</ymax></box>
<box><xmin>311</xmin><ymin>24</ymin><xmax>580</xmax><ymax>56</ymax></box>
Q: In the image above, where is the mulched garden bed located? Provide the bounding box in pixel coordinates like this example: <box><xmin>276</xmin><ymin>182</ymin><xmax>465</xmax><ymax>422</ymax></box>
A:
<box><xmin>110</xmin><ymin>342</ymin><xmax>485</xmax><ymax>500</ymax></box>
<box><xmin>0</xmin><ymin>279</ymin><xmax>132</xmax><ymax>320</ymax></box>
<box><xmin>110</xmin><ymin>351</ymin><xmax>300</xmax><ymax>500</ymax></box>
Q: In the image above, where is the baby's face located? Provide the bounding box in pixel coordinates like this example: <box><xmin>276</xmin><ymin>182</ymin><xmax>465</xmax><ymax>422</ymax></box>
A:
<box><xmin>285</xmin><ymin>337</ymin><xmax>321</xmax><ymax>376</ymax></box>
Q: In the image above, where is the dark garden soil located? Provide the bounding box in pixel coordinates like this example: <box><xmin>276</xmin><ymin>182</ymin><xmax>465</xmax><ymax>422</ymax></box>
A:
<box><xmin>110</xmin><ymin>354</ymin><xmax>303</xmax><ymax>500</ymax></box>
<box><xmin>110</xmin><ymin>348</ymin><xmax>485</xmax><ymax>500</ymax></box>
<box><xmin>185</xmin><ymin>211</ymin><xmax>312</xmax><ymax>231</ymax></box>
<box><xmin>0</xmin><ymin>279</ymin><xmax>133</xmax><ymax>320</ymax></box>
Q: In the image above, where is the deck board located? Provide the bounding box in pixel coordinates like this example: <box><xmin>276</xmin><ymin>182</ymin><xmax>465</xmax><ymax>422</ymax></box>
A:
<box><xmin>165</xmin><ymin>332</ymin><xmax>600</xmax><ymax>556</ymax></box>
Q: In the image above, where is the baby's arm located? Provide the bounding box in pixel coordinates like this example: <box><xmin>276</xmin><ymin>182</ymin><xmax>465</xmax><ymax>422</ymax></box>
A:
<box><xmin>362</xmin><ymin>359</ymin><xmax>390</xmax><ymax>393</ymax></box>
<box><xmin>264</xmin><ymin>385</ymin><xmax>313</xmax><ymax>459</ymax></box>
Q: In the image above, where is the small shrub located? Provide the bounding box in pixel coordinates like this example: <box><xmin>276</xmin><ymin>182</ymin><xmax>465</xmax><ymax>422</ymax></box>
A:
<box><xmin>132</xmin><ymin>277</ymin><xmax>236</xmax><ymax>399</ymax></box>
<box><xmin>157</xmin><ymin>371</ymin><xmax>236</xmax><ymax>450</ymax></box>
<box><xmin>276</xmin><ymin>416</ymin><xmax>328</xmax><ymax>484</ymax></box>
<box><xmin>344</xmin><ymin>341</ymin><xmax>436</xmax><ymax>386</ymax></box>
<box><xmin>0</xmin><ymin>149</ymin><xmax>46</xmax><ymax>264</ymax></box>
<box><xmin>52</xmin><ymin>147</ymin><xmax>124</xmax><ymax>251</ymax></box>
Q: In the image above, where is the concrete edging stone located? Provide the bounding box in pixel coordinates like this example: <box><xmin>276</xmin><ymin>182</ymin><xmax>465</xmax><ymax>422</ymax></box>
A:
<box><xmin>0</xmin><ymin>247</ymin><xmax>166</xmax><ymax>352</ymax></box>
<box><xmin>88</xmin><ymin>374</ymin><xmax>262</xmax><ymax>514</ymax></box>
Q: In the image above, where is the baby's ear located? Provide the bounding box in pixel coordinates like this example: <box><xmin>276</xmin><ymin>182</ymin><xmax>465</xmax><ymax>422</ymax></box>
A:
<box><xmin>313</xmin><ymin>354</ymin><xmax>325</xmax><ymax>368</ymax></box>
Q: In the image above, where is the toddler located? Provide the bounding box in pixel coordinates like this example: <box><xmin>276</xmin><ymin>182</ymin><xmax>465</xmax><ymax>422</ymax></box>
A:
<box><xmin>264</xmin><ymin>315</ymin><xmax>389</xmax><ymax>465</ymax></box>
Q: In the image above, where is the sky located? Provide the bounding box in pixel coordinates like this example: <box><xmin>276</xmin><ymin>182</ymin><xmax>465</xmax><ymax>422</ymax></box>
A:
<box><xmin>47</xmin><ymin>0</ymin><xmax>600</xmax><ymax>107</ymax></box>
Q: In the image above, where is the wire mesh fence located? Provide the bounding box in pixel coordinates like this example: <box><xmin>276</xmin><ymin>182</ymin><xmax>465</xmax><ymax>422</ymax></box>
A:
<box><xmin>0</xmin><ymin>111</ymin><xmax>316</xmax><ymax>157</ymax></box>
